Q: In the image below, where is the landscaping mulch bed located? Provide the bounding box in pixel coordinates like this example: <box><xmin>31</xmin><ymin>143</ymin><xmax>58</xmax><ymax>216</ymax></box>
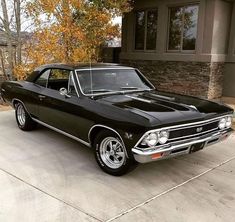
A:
<box><xmin>0</xmin><ymin>104</ymin><xmax>12</xmax><ymax>111</ymax></box>
<box><xmin>0</xmin><ymin>98</ymin><xmax>12</xmax><ymax>111</ymax></box>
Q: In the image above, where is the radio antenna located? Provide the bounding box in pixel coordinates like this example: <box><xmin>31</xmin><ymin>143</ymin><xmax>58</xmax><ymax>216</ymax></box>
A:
<box><xmin>89</xmin><ymin>54</ymin><xmax>93</xmax><ymax>98</ymax></box>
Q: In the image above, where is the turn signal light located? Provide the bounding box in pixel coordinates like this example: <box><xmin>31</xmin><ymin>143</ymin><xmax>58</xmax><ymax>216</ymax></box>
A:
<box><xmin>151</xmin><ymin>153</ymin><xmax>163</xmax><ymax>160</ymax></box>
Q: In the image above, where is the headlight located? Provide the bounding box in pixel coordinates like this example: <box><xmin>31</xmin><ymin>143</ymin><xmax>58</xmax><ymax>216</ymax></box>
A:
<box><xmin>219</xmin><ymin>118</ymin><xmax>226</xmax><ymax>129</ymax></box>
<box><xmin>226</xmin><ymin>117</ymin><xmax>232</xmax><ymax>128</ymax></box>
<box><xmin>143</xmin><ymin>133</ymin><xmax>158</xmax><ymax>147</ymax></box>
<box><xmin>158</xmin><ymin>130</ymin><xmax>169</xmax><ymax>144</ymax></box>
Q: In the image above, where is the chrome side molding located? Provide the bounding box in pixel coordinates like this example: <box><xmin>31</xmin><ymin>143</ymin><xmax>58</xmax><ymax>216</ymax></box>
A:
<box><xmin>32</xmin><ymin>118</ymin><xmax>91</xmax><ymax>147</ymax></box>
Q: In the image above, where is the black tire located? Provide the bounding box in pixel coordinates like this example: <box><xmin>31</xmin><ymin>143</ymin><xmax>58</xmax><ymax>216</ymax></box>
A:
<box><xmin>93</xmin><ymin>130</ymin><xmax>137</xmax><ymax>176</ymax></box>
<box><xmin>15</xmin><ymin>102</ymin><xmax>37</xmax><ymax>131</ymax></box>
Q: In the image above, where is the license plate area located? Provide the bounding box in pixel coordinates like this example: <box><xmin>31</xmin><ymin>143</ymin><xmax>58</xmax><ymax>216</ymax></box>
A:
<box><xmin>190</xmin><ymin>142</ymin><xmax>205</xmax><ymax>153</ymax></box>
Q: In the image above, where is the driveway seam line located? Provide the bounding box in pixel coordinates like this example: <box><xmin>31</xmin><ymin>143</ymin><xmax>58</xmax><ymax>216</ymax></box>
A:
<box><xmin>0</xmin><ymin>167</ymin><xmax>103</xmax><ymax>222</ymax></box>
<box><xmin>105</xmin><ymin>156</ymin><xmax>235</xmax><ymax>222</ymax></box>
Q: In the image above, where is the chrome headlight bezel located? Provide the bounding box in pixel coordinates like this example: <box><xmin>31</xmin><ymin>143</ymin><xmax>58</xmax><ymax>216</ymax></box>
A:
<box><xmin>142</xmin><ymin>132</ymin><xmax>158</xmax><ymax>147</ymax></box>
<box><xmin>225</xmin><ymin>116</ymin><xmax>232</xmax><ymax>128</ymax></box>
<box><xmin>158</xmin><ymin>130</ymin><xmax>169</xmax><ymax>145</ymax></box>
<box><xmin>141</xmin><ymin>130</ymin><xmax>169</xmax><ymax>147</ymax></box>
<box><xmin>219</xmin><ymin>116</ymin><xmax>233</xmax><ymax>130</ymax></box>
<box><xmin>218</xmin><ymin>118</ymin><xmax>226</xmax><ymax>129</ymax></box>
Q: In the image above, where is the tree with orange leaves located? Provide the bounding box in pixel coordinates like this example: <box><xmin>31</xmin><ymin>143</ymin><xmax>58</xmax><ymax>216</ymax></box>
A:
<box><xmin>14</xmin><ymin>0</ymin><xmax>132</xmax><ymax>79</ymax></box>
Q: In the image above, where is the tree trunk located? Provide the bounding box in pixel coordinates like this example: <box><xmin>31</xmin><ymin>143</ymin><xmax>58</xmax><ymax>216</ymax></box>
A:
<box><xmin>0</xmin><ymin>49</ymin><xmax>8</xmax><ymax>80</ymax></box>
<box><xmin>1</xmin><ymin>0</ymin><xmax>14</xmax><ymax>80</ymax></box>
<box><xmin>14</xmin><ymin>0</ymin><xmax>22</xmax><ymax>65</ymax></box>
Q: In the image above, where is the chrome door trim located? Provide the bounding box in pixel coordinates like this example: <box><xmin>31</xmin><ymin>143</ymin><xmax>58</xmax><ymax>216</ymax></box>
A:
<box><xmin>32</xmin><ymin>118</ymin><xmax>91</xmax><ymax>147</ymax></box>
<box><xmin>12</xmin><ymin>98</ymin><xmax>91</xmax><ymax>147</ymax></box>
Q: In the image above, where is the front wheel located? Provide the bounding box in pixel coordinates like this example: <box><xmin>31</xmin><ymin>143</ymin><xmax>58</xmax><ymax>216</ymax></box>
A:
<box><xmin>15</xmin><ymin>103</ymin><xmax>37</xmax><ymax>131</ymax></box>
<box><xmin>94</xmin><ymin>130</ymin><xmax>137</xmax><ymax>176</ymax></box>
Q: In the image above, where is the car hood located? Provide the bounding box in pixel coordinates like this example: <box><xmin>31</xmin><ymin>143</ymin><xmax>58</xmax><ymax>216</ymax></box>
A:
<box><xmin>96</xmin><ymin>90</ymin><xmax>233</xmax><ymax>127</ymax></box>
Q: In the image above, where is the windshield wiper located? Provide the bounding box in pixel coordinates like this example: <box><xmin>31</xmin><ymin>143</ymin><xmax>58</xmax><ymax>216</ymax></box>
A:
<box><xmin>87</xmin><ymin>89</ymin><xmax>113</xmax><ymax>93</ymax></box>
<box><xmin>120</xmin><ymin>87</ymin><xmax>139</xmax><ymax>90</ymax></box>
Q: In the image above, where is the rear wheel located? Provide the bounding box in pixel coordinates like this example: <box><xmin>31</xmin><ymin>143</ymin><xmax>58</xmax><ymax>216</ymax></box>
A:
<box><xmin>94</xmin><ymin>130</ymin><xmax>137</xmax><ymax>176</ymax></box>
<box><xmin>15</xmin><ymin>103</ymin><xmax>37</xmax><ymax>131</ymax></box>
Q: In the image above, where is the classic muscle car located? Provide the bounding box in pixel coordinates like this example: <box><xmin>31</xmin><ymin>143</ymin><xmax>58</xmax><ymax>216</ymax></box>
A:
<box><xmin>0</xmin><ymin>63</ymin><xmax>234</xmax><ymax>175</ymax></box>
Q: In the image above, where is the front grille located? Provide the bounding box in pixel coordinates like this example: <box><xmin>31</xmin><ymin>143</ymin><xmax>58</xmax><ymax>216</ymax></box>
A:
<box><xmin>169</xmin><ymin>121</ymin><xmax>219</xmax><ymax>141</ymax></box>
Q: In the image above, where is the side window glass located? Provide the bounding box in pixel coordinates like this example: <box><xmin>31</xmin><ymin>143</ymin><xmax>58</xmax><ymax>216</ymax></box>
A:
<box><xmin>47</xmin><ymin>69</ymin><xmax>70</xmax><ymax>91</ymax></box>
<box><xmin>34</xmin><ymin>69</ymin><xmax>50</xmax><ymax>87</ymax></box>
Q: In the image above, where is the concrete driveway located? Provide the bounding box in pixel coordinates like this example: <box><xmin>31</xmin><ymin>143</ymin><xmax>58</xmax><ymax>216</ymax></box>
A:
<box><xmin>0</xmin><ymin>110</ymin><xmax>235</xmax><ymax>222</ymax></box>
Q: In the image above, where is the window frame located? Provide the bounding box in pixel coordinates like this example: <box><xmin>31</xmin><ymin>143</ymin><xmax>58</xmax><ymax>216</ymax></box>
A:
<box><xmin>34</xmin><ymin>69</ymin><xmax>51</xmax><ymax>88</ymax></box>
<box><xmin>34</xmin><ymin>68</ymin><xmax>80</xmax><ymax>98</ymax></box>
<box><xmin>167</xmin><ymin>3</ymin><xmax>199</xmax><ymax>53</ymax></box>
<box><xmin>47</xmin><ymin>68</ymin><xmax>70</xmax><ymax>91</ymax></box>
<box><xmin>75</xmin><ymin>68</ymin><xmax>155</xmax><ymax>97</ymax></box>
<box><xmin>134</xmin><ymin>8</ymin><xmax>158</xmax><ymax>52</ymax></box>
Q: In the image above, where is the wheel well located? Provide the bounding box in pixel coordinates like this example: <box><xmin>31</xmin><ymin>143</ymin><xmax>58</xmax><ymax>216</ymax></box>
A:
<box><xmin>89</xmin><ymin>126</ymin><xmax>105</xmax><ymax>147</ymax></box>
<box><xmin>89</xmin><ymin>125</ymin><xmax>129</xmax><ymax>158</ymax></box>
<box><xmin>89</xmin><ymin>126</ymin><xmax>124</xmax><ymax>147</ymax></box>
<box><xmin>12</xmin><ymin>99</ymin><xmax>20</xmax><ymax>109</ymax></box>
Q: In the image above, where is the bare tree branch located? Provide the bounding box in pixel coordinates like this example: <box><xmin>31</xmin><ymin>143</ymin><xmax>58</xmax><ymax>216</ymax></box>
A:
<box><xmin>1</xmin><ymin>0</ymin><xmax>14</xmax><ymax>80</ymax></box>
<box><xmin>14</xmin><ymin>0</ymin><xmax>22</xmax><ymax>65</ymax></box>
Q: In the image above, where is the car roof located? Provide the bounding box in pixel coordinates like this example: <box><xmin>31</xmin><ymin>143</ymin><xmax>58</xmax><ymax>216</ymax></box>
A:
<box><xmin>34</xmin><ymin>63</ymin><xmax>133</xmax><ymax>72</ymax></box>
<box><xmin>26</xmin><ymin>63</ymin><xmax>135</xmax><ymax>83</ymax></box>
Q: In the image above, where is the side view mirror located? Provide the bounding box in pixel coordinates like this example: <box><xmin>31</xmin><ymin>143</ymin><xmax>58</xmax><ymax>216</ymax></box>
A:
<box><xmin>59</xmin><ymin>87</ymin><xmax>71</xmax><ymax>98</ymax></box>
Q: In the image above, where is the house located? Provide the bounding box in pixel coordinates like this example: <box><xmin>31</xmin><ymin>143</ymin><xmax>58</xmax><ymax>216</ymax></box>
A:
<box><xmin>0</xmin><ymin>29</ymin><xmax>16</xmax><ymax>81</ymax></box>
<box><xmin>0</xmin><ymin>30</ymin><xmax>31</xmax><ymax>82</ymax></box>
<box><xmin>120</xmin><ymin>0</ymin><xmax>235</xmax><ymax>99</ymax></box>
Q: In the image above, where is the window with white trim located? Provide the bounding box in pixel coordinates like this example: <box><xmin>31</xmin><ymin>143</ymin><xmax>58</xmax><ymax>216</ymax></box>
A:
<box><xmin>135</xmin><ymin>9</ymin><xmax>158</xmax><ymax>51</ymax></box>
<box><xmin>168</xmin><ymin>5</ymin><xmax>199</xmax><ymax>52</ymax></box>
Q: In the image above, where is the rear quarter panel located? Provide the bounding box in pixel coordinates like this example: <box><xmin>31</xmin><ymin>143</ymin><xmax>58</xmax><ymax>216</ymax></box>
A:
<box><xmin>1</xmin><ymin>81</ymin><xmax>36</xmax><ymax>114</ymax></box>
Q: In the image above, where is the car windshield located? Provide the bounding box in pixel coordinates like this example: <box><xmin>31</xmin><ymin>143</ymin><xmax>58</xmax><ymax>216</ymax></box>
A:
<box><xmin>76</xmin><ymin>68</ymin><xmax>153</xmax><ymax>95</ymax></box>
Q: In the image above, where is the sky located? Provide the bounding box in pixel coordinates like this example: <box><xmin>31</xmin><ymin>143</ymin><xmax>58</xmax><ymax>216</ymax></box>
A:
<box><xmin>21</xmin><ymin>16</ymin><xmax>122</xmax><ymax>32</ymax></box>
<box><xmin>0</xmin><ymin>0</ymin><xmax>122</xmax><ymax>33</ymax></box>
<box><xmin>113</xmin><ymin>16</ymin><xmax>122</xmax><ymax>25</ymax></box>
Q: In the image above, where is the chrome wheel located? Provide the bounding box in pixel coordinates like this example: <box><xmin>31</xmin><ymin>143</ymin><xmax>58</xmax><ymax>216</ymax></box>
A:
<box><xmin>17</xmin><ymin>104</ymin><xmax>26</xmax><ymax>126</ymax></box>
<box><xmin>99</xmin><ymin>137</ymin><xmax>126</xmax><ymax>169</ymax></box>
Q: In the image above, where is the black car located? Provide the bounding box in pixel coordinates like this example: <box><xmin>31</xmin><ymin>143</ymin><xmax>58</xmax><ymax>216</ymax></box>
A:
<box><xmin>0</xmin><ymin>63</ymin><xmax>234</xmax><ymax>175</ymax></box>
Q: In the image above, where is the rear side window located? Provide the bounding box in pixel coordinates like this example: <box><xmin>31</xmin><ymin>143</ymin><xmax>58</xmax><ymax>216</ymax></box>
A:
<box><xmin>49</xmin><ymin>69</ymin><xmax>70</xmax><ymax>80</ymax></box>
<box><xmin>35</xmin><ymin>69</ymin><xmax>50</xmax><ymax>87</ymax></box>
<box><xmin>47</xmin><ymin>69</ymin><xmax>70</xmax><ymax>91</ymax></box>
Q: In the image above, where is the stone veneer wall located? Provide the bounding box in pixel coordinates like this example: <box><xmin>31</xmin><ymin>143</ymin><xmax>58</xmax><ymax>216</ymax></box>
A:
<box><xmin>208</xmin><ymin>63</ymin><xmax>225</xmax><ymax>99</ymax></box>
<box><xmin>120</xmin><ymin>60</ymin><xmax>224</xmax><ymax>99</ymax></box>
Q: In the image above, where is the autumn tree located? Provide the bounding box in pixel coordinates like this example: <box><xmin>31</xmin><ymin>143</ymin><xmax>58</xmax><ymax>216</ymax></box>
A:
<box><xmin>15</xmin><ymin>0</ymin><xmax>132</xmax><ymax>79</ymax></box>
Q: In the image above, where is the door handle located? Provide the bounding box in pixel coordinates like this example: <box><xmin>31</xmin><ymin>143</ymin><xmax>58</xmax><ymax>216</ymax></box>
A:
<box><xmin>38</xmin><ymin>95</ymin><xmax>46</xmax><ymax>100</ymax></box>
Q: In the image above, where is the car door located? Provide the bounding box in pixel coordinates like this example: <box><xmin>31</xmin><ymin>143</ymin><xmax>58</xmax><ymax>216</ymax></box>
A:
<box><xmin>37</xmin><ymin>68</ymin><xmax>90</xmax><ymax>140</ymax></box>
<box><xmin>25</xmin><ymin>69</ymin><xmax>51</xmax><ymax>118</ymax></box>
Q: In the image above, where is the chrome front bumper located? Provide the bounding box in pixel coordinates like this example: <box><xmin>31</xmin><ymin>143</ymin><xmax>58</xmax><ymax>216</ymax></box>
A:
<box><xmin>132</xmin><ymin>128</ymin><xmax>234</xmax><ymax>163</ymax></box>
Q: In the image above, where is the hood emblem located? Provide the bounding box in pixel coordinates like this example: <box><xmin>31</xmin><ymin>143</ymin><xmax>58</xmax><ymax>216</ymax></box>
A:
<box><xmin>196</xmin><ymin>127</ymin><xmax>203</xmax><ymax>133</ymax></box>
<box><xmin>125</xmin><ymin>132</ymin><xmax>133</xmax><ymax>139</ymax></box>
